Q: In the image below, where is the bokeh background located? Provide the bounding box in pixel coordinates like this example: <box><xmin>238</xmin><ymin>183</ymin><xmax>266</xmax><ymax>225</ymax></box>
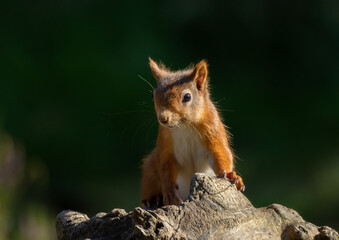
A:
<box><xmin>1</xmin><ymin>1</ymin><xmax>339</xmax><ymax>239</ymax></box>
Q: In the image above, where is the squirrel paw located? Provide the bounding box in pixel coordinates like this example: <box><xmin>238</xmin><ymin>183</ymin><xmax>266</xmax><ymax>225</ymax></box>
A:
<box><xmin>163</xmin><ymin>185</ymin><xmax>182</xmax><ymax>206</ymax></box>
<box><xmin>142</xmin><ymin>195</ymin><xmax>163</xmax><ymax>209</ymax></box>
<box><xmin>218</xmin><ymin>170</ymin><xmax>245</xmax><ymax>192</ymax></box>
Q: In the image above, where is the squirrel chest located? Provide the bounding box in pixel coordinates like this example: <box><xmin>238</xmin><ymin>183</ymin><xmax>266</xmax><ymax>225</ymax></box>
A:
<box><xmin>171</xmin><ymin>125</ymin><xmax>215</xmax><ymax>199</ymax></box>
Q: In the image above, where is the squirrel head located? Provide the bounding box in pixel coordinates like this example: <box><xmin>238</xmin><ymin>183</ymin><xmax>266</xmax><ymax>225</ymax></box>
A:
<box><xmin>149</xmin><ymin>58</ymin><xmax>209</xmax><ymax>128</ymax></box>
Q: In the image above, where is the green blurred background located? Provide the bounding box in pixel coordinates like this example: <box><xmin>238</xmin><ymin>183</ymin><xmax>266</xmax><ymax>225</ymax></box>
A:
<box><xmin>1</xmin><ymin>1</ymin><xmax>339</xmax><ymax>239</ymax></box>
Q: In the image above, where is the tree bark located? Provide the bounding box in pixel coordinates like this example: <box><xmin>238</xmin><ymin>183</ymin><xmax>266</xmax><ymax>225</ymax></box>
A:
<box><xmin>56</xmin><ymin>173</ymin><xmax>338</xmax><ymax>240</ymax></box>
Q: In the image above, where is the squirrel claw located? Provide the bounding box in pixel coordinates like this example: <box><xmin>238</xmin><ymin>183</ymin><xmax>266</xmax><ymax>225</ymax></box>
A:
<box><xmin>218</xmin><ymin>170</ymin><xmax>228</xmax><ymax>179</ymax></box>
<box><xmin>142</xmin><ymin>195</ymin><xmax>164</xmax><ymax>209</ymax></box>
<box><xmin>218</xmin><ymin>170</ymin><xmax>245</xmax><ymax>192</ymax></box>
<box><xmin>142</xmin><ymin>200</ymin><xmax>151</xmax><ymax>208</ymax></box>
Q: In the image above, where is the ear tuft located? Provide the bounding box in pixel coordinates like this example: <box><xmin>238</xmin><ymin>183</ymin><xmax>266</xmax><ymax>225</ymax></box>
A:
<box><xmin>192</xmin><ymin>60</ymin><xmax>208</xmax><ymax>92</ymax></box>
<box><xmin>149</xmin><ymin>57</ymin><xmax>164</xmax><ymax>81</ymax></box>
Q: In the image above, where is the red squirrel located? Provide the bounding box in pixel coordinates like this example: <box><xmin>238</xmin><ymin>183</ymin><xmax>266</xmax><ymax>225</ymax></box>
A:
<box><xmin>141</xmin><ymin>58</ymin><xmax>244</xmax><ymax>207</ymax></box>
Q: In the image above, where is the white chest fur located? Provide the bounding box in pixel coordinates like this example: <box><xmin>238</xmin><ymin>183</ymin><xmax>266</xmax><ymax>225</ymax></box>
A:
<box><xmin>171</xmin><ymin>125</ymin><xmax>215</xmax><ymax>200</ymax></box>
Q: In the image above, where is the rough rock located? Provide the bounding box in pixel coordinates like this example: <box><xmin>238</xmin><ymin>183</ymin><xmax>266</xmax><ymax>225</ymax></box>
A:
<box><xmin>56</xmin><ymin>173</ymin><xmax>338</xmax><ymax>240</ymax></box>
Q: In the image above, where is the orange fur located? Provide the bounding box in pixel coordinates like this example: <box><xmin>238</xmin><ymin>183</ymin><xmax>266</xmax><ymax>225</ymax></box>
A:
<box><xmin>141</xmin><ymin>58</ymin><xmax>244</xmax><ymax>207</ymax></box>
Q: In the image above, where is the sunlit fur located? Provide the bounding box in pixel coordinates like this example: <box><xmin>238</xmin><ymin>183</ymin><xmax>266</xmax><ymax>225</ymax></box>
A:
<box><xmin>141</xmin><ymin>58</ymin><xmax>244</xmax><ymax>207</ymax></box>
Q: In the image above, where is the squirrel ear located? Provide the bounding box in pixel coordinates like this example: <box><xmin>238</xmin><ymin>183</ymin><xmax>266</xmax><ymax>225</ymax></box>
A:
<box><xmin>192</xmin><ymin>60</ymin><xmax>208</xmax><ymax>92</ymax></box>
<box><xmin>149</xmin><ymin>57</ymin><xmax>165</xmax><ymax>81</ymax></box>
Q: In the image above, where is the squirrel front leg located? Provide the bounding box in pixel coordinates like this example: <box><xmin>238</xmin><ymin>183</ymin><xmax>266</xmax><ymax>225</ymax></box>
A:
<box><xmin>204</xmin><ymin>130</ymin><xmax>245</xmax><ymax>191</ymax></box>
<box><xmin>212</xmin><ymin>143</ymin><xmax>245</xmax><ymax>191</ymax></box>
<box><xmin>156</xmin><ymin>152</ymin><xmax>182</xmax><ymax>206</ymax></box>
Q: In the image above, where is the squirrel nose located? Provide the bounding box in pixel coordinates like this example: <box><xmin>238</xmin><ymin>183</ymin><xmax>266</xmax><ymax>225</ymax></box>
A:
<box><xmin>159</xmin><ymin>116</ymin><xmax>169</xmax><ymax>125</ymax></box>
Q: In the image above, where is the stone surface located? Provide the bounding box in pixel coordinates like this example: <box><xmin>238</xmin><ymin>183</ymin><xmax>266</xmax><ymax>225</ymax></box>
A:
<box><xmin>56</xmin><ymin>173</ymin><xmax>338</xmax><ymax>240</ymax></box>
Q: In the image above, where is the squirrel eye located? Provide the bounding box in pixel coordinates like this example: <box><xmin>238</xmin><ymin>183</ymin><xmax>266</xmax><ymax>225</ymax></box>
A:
<box><xmin>182</xmin><ymin>93</ymin><xmax>191</xmax><ymax>103</ymax></box>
